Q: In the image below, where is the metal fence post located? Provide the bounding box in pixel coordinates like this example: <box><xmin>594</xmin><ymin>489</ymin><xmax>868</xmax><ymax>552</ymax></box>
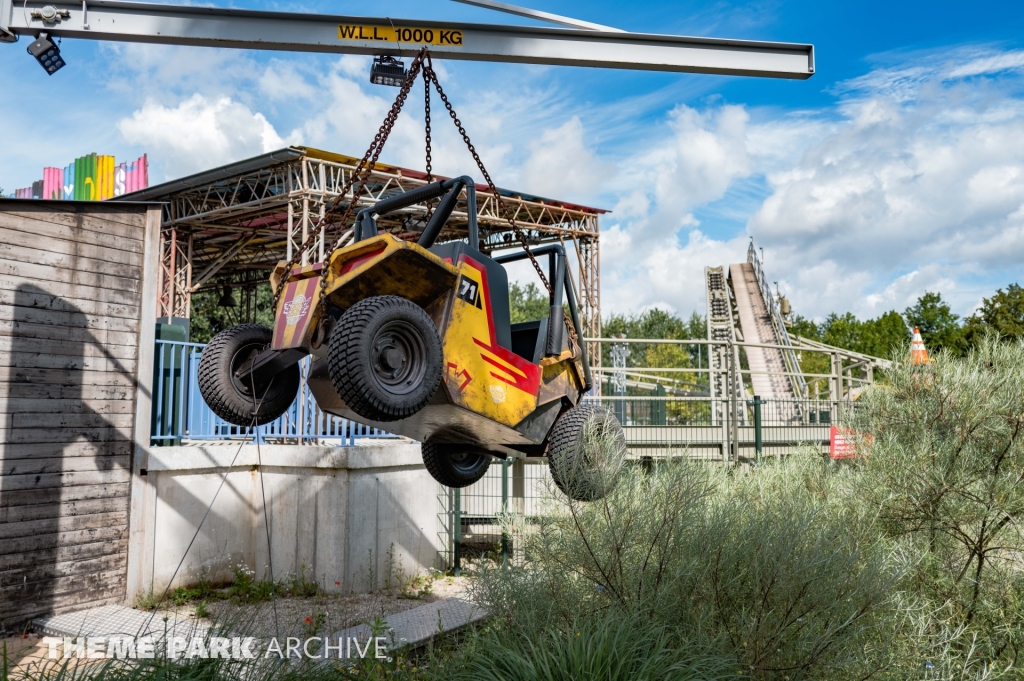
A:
<box><xmin>729</xmin><ymin>343</ymin><xmax>739</xmax><ymax>465</ymax></box>
<box><xmin>501</xmin><ymin>459</ymin><xmax>509</xmax><ymax>565</ymax></box>
<box><xmin>753</xmin><ymin>395</ymin><xmax>762</xmax><ymax>463</ymax></box>
<box><xmin>453</xmin><ymin>487</ymin><xmax>462</xmax><ymax>576</ymax></box>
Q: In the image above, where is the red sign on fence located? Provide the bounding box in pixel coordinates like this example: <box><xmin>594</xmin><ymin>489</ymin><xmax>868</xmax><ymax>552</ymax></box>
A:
<box><xmin>829</xmin><ymin>426</ymin><xmax>862</xmax><ymax>459</ymax></box>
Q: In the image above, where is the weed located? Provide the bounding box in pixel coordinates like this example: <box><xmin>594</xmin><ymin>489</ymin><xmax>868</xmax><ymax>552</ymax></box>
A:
<box><xmin>133</xmin><ymin>585</ymin><xmax>159</xmax><ymax>611</ymax></box>
<box><xmin>286</xmin><ymin>564</ymin><xmax>319</xmax><ymax>598</ymax></box>
<box><xmin>228</xmin><ymin>563</ymin><xmax>275</xmax><ymax>603</ymax></box>
<box><xmin>193</xmin><ymin>600</ymin><xmax>209</xmax><ymax>619</ymax></box>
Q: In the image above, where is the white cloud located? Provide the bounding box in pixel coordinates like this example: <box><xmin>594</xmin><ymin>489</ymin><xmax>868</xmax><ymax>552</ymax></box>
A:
<box><xmin>99</xmin><ymin>42</ymin><xmax>1024</xmax><ymax>325</ymax></box>
<box><xmin>118</xmin><ymin>95</ymin><xmax>285</xmax><ymax>179</ymax></box>
<box><xmin>519</xmin><ymin>117</ymin><xmax>608</xmax><ymax>201</ymax></box>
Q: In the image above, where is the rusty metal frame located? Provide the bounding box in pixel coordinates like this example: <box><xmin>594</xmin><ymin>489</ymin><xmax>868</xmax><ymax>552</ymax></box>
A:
<box><xmin>146</xmin><ymin>148</ymin><xmax>603</xmax><ymax>338</ymax></box>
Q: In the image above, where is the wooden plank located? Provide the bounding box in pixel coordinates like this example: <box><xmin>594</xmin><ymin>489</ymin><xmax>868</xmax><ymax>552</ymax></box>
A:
<box><xmin>0</xmin><ymin>382</ymin><xmax>134</xmax><ymax>402</ymax></box>
<box><xmin>0</xmin><ymin>558</ymin><xmax>127</xmax><ymax>601</ymax></box>
<box><xmin>0</xmin><ymin>525</ymin><xmax>127</xmax><ymax>555</ymax></box>
<box><xmin>0</xmin><ymin>351</ymin><xmax>137</xmax><ymax>373</ymax></box>
<box><xmin>0</xmin><ymin>229</ymin><xmax>143</xmax><ymax>267</ymax></box>
<box><xmin>2</xmin><ymin>367</ymin><xmax>136</xmax><ymax>389</ymax></box>
<box><xmin>8</xmin><ymin>412</ymin><xmax>136</xmax><ymax>430</ymax></box>
<box><xmin>0</xmin><ymin>441</ymin><xmax>133</xmax><ymax>460</ymax></box>
<box><xmin>0</xmin><ymin>496</ymin><xmax>129</xmax><ymax>524</ymax></box>
<box><xmin>0</xmin><ymin>275</ymin><xmax>140</xmax><ymax>308</ymax></box>
<box><xmin>0</xmin><ymin>240</ymin><xmax>142</xmax><ymax>280</ymax></box>
<box><xmin>0</xmin><ymin>257</ymin><xmax>140</xmax><ymax>297</ymax></box>
<box><xmin>0</xmin><ymin>511</ymin><xmax>129</xmax><ymax>541</ymax></box>
<box><xmin>2</xmin><ymin>425</ymin><xmax>134</xmax><ymax>445</ymax></box>
<box><xmin>1</xmin><ymin>209</ymin><xmax>146</xmax><ymax>243</ymax></box>
<box><xmin>0</xmin><ymin>336</ymin><xmax>139</xmax><ymax>361</ymax></box>
<box><xmin>0</xmin><ymin>468</ymin><xmax>132</xmax><ymax>492</ymax></box>
<box><xmin>0</xmin><ymin>553</ymin><xmax>127</xmax><ymax>587</ymax></box>
<box><xmin>0</xmin><ymin>304</ymin><xmax>140</xmax><ymax>334</ymax></box>
<box><xmin>0</xmin><ymin>539</ymin><xmax>129</xmax><ymax>573</ymax></box>
<box><xmin>2</xmin><ymin>398</ymin><xmax>138</xmax><ymax>415</ymax></box>
<box><xmin>0</xmin><ymin>321</ymin><xmax>139</xmax><ymax>348</ymax></box>
<box><xmin>0</xmin><ymin>583</ymin><xmax>127</xmax><ymax>628</ymax></box>
<box><xmin>0</xmin><ymin>483</ymin><xmax>129</xmax><ymax>508</ymax></box>
<box><xmin>0</xmin><ymin>288</ymin><xmax>141</xmax><ymax>322</ymax></box>
<box><xmin>1</xmin><ymin>454</ymin><xmax>131</xmax><ymax>477</ymax></box>
<box><xmin>0</xmin><ymin>568</ymin><xmax>128</xmax><ymax>603</ymax></box>
<box><xmin>11</xmin><ymin>202</ymin><xmax>152</xmax><ymax>230</ymax></box>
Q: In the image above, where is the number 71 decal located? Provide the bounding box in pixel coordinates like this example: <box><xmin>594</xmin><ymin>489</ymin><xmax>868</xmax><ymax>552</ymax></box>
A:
<box><xmin>457</xmin><ymin>275</ymin><xmax>481</xmax><ymax>308</ymax></box>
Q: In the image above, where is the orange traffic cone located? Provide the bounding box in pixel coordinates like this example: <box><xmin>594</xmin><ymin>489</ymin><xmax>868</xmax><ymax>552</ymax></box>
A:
<box><xmin>910</xmin><ymin>327</ymin><xmax>930</xmax><ymax>365</ymax></box>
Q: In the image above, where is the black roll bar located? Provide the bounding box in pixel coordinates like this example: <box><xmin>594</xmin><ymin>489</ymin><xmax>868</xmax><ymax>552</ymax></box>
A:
<box><xmin>355</xmin><ymin>176</ymin><xmax>479</xmax><ymax>250</ymax></box>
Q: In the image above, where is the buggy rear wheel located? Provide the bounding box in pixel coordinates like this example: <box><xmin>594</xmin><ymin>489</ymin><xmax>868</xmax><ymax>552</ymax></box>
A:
<box><xmin>547</xmin><ymin>403</ymin><xmax>625</xmax><ymax>501</ymax></box>
<box><xmin>328</xmin><ymin>296</ymin><xmax>443</xmax><ymax>422</ymax></box>
<box><xmin>421</xmin><ymin>443</ymin><xmax>492</xmax><ymax>488</ymax></box>
<box><xmin>197</xmin><ymin>324</ymin><xmax>300</xmax><ymax>427</ymax></box>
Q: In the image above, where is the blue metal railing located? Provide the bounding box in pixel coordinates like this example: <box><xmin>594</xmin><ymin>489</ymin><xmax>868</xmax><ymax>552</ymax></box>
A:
<box><xmin>150</xmin><ymin>340</ymin><xmax>398</xmax><ymax>446</ymax></box>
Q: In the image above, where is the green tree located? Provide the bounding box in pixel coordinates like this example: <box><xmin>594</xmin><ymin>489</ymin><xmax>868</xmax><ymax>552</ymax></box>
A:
<box><xmin>509</xmin><ymin>281</ymin><xmax>549</xmax><ymax>323</ymax></box>
<box><xmin>189</xmin><ymin>281</ymin><xmax>275</xmax><ymax>343</ymax></box>
<box><xmin>787</xmin><ymin>314</ymin><xmax>820</xmax><ymax>342</ymax></box>
<box><xmin>859</xmin><ymin>310</ymin><xmax>909</xmax><ymax>359</ymax></box>
<box><xmin>820</xmin><ymin>310</ymin><xmax>908</xmax><ymax>359</ymax></box>
<box><xmin>964</xmin><ymin>283</ymin><xmax>1024</xmax><ymax>343</ymax></box>
<box><xmin>904</xmin><ymin>291</ymin><xmax>965</xmax><ymax>355</ymax></box>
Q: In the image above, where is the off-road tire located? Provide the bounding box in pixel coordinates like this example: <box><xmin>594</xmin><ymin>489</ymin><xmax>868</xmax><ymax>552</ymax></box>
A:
<box><xmin>421</xmin><ymin>443</ymin><xmax>492</xmax><ymax>488</ymax></box>
<box><xmin>328</xmin><ymin>296</ymin><xmax>443</xmax><ymax>422</ymax></box>
<box><xmin>197</xmin><ymin>324</ymin><xmax>300</xmax><ymax>427</ymax></box>
<box><xmin>547</xmin><ymin>403</ymin><xmax>626</xmax><ymax>501</ymax></box>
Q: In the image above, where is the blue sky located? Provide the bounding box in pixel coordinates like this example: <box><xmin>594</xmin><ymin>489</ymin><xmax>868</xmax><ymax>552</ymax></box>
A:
<box><xmin>4</xmin><ymin>0</ymin><xmax>1024</xmax><ymax>321</ymax></box>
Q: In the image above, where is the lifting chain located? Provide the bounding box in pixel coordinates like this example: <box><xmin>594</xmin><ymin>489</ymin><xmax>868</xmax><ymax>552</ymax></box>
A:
<box><xmin>422</xmin><ymin>68</ymin><xmax>434</xmax><ymax>221</ymax></box>
<box><xmin>421</xmin><ymin>56</ymin><xmax>584</xmax><ymax>363</ymax></box>
<box><xmin>269</xmin><ymin>48</ymin><xmax>581</xmax><ymax>362</ymax></box>
<box><xmin>270</xmin><ymin>49</ymin><xmax>429</xmax><ymax>324</ymax></box>
<box><xmin>421</xmin><ymin>54</ymin><xmax>552</xmax><ymax>296</ymax></box>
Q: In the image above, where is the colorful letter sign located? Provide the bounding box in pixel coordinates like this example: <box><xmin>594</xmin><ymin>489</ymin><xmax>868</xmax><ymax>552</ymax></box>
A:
<box><xmin>13</xmin><ymin>153</ymin><xmax>148</xmax><ymax>201</ymax></box>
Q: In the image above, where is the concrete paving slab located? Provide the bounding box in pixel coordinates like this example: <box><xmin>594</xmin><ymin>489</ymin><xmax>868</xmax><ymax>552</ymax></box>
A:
<box><xmin>331</xmin><ymin>597</ymin><xmax>487</xmax><ymax>650</ymax></box>
<box><xmin>33</xmin><ymin>604</ymin><xmax>208</xmax><ymax>641</ymax></box>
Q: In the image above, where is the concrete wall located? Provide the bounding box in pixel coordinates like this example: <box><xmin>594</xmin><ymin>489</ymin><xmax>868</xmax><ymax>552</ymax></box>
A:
<box><xmin>127</xmin><ymin>442</ymin><xmax>442</xmax><ymax>598</ymax></box>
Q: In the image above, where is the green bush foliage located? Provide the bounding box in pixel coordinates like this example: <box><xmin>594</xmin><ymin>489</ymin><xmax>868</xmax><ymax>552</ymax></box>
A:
<box><xmin>854</xmin><ymin>334</ymin><xmax>1024</xmax><ymax>667</ymax></box>
<box><xmin>463</xmin><ymin>337</ymin><xmax>1024</xmax><ymax>679</ymax></box>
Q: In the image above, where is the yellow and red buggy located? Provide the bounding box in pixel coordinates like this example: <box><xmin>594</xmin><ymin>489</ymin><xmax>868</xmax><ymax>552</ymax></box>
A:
<box><xmin>198</xmin><ymin>177</ymin><xmax>623</xmax><ymax>500</ymax></box>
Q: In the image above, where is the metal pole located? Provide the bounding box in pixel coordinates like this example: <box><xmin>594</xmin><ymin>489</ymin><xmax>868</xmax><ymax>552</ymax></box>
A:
<box><xmin>753</xmin><ymin>395</ymin><xmax>762</xmax><ymax>464</ymax></box>
<box><xmin>453</xmin><ymin>487</ymin><xmax>461</xmax><ymax>576</ymax></box>
<box><xmin>729</xmin><ymin>343</ymin><xmax>739</xmax><ymax>465</ymax></box>
<box><xmin>501</xmin><ymin>459</ymin><xmax>509</xmax><ymax>565</ymax></box>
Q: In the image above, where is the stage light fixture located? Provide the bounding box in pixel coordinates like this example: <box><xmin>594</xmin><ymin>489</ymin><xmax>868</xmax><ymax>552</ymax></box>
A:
<box><xmin>369</xmin><ymin>56</ymin><xmax>407</xmax><ymax>86</ymax></box>
<box><xmin>27</xmin><ymin>34</ymin><xmax>65</xmax><ymax>75</ymax></box>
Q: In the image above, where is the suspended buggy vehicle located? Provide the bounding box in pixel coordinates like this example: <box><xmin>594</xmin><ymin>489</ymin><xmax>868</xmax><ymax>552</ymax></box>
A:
<box><xmin>197</xmin><ymin>176</ymin><xmax>624</xmax><ymax>500</ymax></box>
<box><xmin>198</xmin><ymin>50</ymin><xmax>623</xmax><ymax>500</ymax></box>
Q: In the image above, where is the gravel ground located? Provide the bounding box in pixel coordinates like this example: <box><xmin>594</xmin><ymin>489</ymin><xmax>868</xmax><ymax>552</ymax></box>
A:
<box><xmin>155</xmin><ymin>576</ymin><xmax>471</xmax><ymax>639</ymax></box>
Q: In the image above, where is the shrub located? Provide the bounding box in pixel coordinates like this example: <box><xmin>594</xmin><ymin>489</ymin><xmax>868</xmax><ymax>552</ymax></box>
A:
<box><xmin>474</xmin><ymin>453</ymin><xmax>902</xmax><ymax>679</ymax></box>
<box><xmin>854</xmin><ymin>335</ymin><xmax>1024</xmax><ymax>666</ymax></box>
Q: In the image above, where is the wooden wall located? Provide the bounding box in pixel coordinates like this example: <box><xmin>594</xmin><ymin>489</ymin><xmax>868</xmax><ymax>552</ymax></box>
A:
<box><xmin>0</xmin><ymin>200</ymin><xmax>159</xmax><ymax>631</ymax></box>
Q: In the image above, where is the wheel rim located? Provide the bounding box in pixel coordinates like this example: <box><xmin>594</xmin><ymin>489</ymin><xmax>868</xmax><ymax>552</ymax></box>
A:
<box><xmin>370</xmin><ymin>320</ymin><xmax>428</xmax><ymax>396</ymax></box>
<box><xmin>448</xmin><ymin>450</ymin><xmax>487</xmax><ymax>476</ymax></box>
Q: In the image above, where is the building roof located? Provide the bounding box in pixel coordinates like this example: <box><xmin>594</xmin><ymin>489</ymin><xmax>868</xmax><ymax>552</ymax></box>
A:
<box><xmin>121</xmin><ymin>146</ymin><xmax>607</xmax><ymax>214</ymax></box>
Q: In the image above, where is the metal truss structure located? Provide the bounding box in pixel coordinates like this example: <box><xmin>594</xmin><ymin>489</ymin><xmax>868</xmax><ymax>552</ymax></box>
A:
<box><xmin>129</xmin><ymin>146</ymin><xmax>604</xmax><ymax>345</ymax></box>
